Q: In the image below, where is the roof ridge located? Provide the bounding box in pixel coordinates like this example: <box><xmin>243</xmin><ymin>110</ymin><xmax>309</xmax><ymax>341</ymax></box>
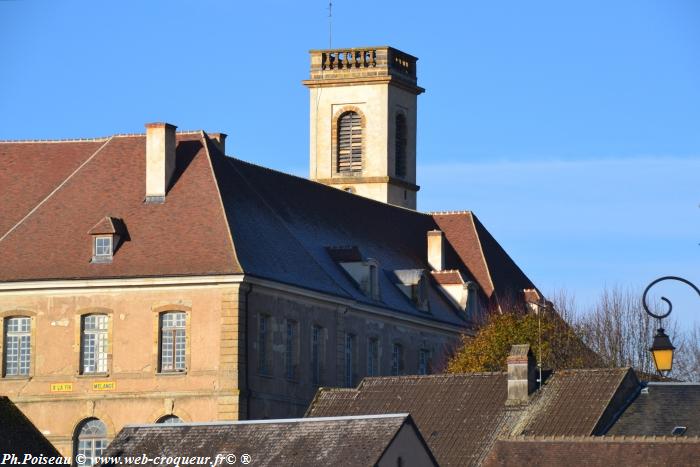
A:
<box><xmin>200</xmin><ymin>133</ymin><xmax>243</xmax><ymax>274</ymax></box>
<box><xmin>467</xmin><ymin>211</ymin><xmax>496</xmax><ymax>297</ymax></box>
<box><xmin>361</xmin><ymin>371</ymin><xmax>507</xmax><ymax>383</ymax></box>
<box><xmin>228</xmin><ymin>156</ymin><xmax>434</xmax><ymax>216</ymax></box>
<box><xmin>428</xmin><ymin>210</ymin><xmax>474</xmax><ymax>215</ymax></box>
<box><xmin>0</xmin><ymin>130</ymin><xmax>203</xmax><ymax>143</ymax></box>
<box><xmin>125</xmin><ymin>413</ymin><xmax>411</xmax><ymax>428</ymax></box>
<box><xmin>0</xmin><ymin>137</ymin><xmax>114</xmax><ymax>244</ymax></box>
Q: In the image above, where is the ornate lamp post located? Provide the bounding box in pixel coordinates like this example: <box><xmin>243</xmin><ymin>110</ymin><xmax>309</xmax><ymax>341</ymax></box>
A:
<box><xmin>642</xmin><ymin>276</ymin><xmax>700</xmax><ymax>375</ymax></box>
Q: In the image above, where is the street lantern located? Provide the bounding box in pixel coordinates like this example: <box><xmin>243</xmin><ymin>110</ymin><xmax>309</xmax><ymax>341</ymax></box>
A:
<box><xmin>649</xmin><ymin>327</ymin><xmax>675</xmax><ymax>375</ymax></box>
<box><xmin>642</xmin><ymin>276</ymin><xmax>700</xmax><ymax>376</ymax></box>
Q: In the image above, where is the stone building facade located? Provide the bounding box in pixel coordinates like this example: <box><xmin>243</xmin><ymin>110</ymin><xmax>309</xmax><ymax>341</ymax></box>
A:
<box><xmin>0</xmin><ymin>46</ymin><xmax>537</xmax><ymax>459</ymax></box>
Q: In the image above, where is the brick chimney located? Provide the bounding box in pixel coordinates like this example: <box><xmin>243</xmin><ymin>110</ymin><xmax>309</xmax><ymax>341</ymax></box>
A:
<box><xmin>506</xmin><ymin>344</ymin><xmax>536</xmax><ymax>404</ymax></box>
<box><xmin>145</xmin><ymin>122</ymin><xmax>177</xmax><ymax>203</ymax></box>
<box><xmin>427</xmin><ymin>230</ymin><xmax>444</xmax><ymax>271</ymax></box>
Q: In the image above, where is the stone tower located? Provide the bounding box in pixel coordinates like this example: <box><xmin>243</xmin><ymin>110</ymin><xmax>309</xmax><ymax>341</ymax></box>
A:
<box><xmin>303</xmin><ymin>46</ymin><xmax>424</xmax><ymax>209</ymax></box>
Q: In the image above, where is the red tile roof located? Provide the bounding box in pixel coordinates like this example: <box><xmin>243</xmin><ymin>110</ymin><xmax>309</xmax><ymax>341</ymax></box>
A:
<box><xmin>0</xmin><ymin>133</ymin><xmax>240</xmax><ymax>281</ymax></box>
<box><xmin>432</xmin><ymin>211</ymin><xmax>537</xmax><ymax>303</ymax></box>
<box><xmin>483</xmin><ymin>436</ymin><xmax>700</xmax><ymax>467</ymax></box>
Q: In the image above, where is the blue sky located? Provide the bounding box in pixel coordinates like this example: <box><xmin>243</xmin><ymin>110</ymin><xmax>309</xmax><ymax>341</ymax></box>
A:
<box><xmin>1</xmin><ymin>1</ymin><xmax>698</xmax><ymax>325</ymax></box>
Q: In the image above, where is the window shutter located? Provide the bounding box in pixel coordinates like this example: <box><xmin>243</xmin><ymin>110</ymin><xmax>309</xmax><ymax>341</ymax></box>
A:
<box><xmin>337</xmin><ymin>112</ymin><xmax>362</xmax><ymax>173</ymax></box>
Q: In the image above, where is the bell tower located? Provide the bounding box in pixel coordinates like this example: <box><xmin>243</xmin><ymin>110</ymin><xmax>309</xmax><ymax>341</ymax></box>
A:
<box><xmin>303</xmin><ymin>46</ymin><xmax>424</xmax><ymax>209</ymax></box>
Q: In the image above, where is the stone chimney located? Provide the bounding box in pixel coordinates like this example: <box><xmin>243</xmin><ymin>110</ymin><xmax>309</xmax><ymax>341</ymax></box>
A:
<box><xmin>427</xmin><ymin>230</ymin><xmax>444</xmax><ymax>271</ymax></box>
<box><xmin>208</xmin><ymin>132</ymin><xmax>227</xmax><ymax>154</ymax></box>
<box><xmin>506</xmin><ymin>344</ymin><xmax>537</xmax><ymax>404</ymax></box>
<box><xmin>145</xmin><ymin>122</ymin><xmax>177</xmax><ymax>203</ymax></box>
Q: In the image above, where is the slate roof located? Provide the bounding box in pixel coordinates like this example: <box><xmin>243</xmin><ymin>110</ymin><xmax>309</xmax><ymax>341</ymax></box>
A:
<box><xmin>100</xmin><ymin>414</ymin><xmax>437</xmax><ymax>467</ymax></box>
<box><xmin>0</xmin><ymin>396</ymin><xmax>61</xmax><ymax>456</ymax></box>
<box><xmin>306</xmin><ymin>374</ymin><xmax>524</xmax><ymax>466</ymax></box>
<box><xmin>482</xmin><ymin>436</ymin><xmax>700</xmax><ymax>467</ymax></box>
<box><xmin>1</xmin><ymin>129</ymin><xmax>537</xmax><ymax>325</ymax></box>
<box><xmin>306</xmin><ymin>368</ymin><xmax>640</xmax><ymax>466</ymax></box>
<box><xmin>607</xmin><ymin>382</ymin><xmax>700</xmax><ymax>436</ymax></box>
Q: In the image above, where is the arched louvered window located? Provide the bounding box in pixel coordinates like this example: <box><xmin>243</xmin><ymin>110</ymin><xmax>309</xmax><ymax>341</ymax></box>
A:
<box><xmin>395</xmin><ymin>113</ymin><xmax>407</xmax><ymax>177</ymax></box>
<box><xmin>337</xmin><ymin>111</ymin><xmax>362</xmax><ymax>173</ymax></box>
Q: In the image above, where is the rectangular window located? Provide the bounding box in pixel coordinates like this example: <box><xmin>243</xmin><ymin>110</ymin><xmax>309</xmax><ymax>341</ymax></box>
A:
<box><xmin>345</xmin><ymin>333</ymin><xmax>356</xmax><ymax>387</ymax></box>
<box><xmin>94</xmin><ymin>236</ymin><xmax>112</xmax><ymax>257</ymax></box>
<box><xmin>419</xmin><ymin>349</ymin><xmax>432</xmax><ymax>375</ymax></box>
<box><xmin>258</xmin><ymin>315</ymin><xmax>270</xmax><ymax>375</ymax></box>
<box><xmin>392</xmin><ymin>343</ymin><xmax>404</xmax><ymax>376</ymax></box>
<box><xmin>285</xmin><ymin>320</ymin><xmax>298</xmax><ymax>380</ymax></box>
<box><xmin>311</xmin><ymin>325</ymin><xmax>323</xmax><ymax>385</ymax></box>
<box><xmin>160</xmin><ymin>312</ymin><xmax>186</xmax><ymax>372</ymax></box>
<box><xmin>3</xmin><ymin>317</ymin><xmax>31</xmax><ymax>377</ymax></box>
<box><xmin>367</xmin><ymin>337</ymin><xmax>380</xmax><ymax>377</ymax></box>
<box><xmin>81</xmin><ymin>315</ymin><xmax>108</xmax><ymax>374</ymax></box>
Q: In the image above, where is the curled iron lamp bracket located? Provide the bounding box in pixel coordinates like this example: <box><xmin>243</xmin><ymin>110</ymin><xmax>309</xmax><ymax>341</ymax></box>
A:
<box><xmin>642</xmin><ymin>276</ymin><xmax>700</xmax><ymax>320</ymax></box>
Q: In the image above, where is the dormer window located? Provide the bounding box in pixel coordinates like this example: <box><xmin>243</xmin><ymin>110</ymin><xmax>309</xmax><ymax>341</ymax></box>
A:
<box><xmin>88</xmin><ymin>216</ymin><xmax>126</xmax><ymax>264</ymax></box>
<box><xmin>393</xmin><ymin>269</ymin><xmax>430</xmax><ymax>312</ymax></box>
<box><xmin>326</xmin><ymin>246</ymin><xmax>381</xmax><ymax>300</ymax></box>
<box><xmin>94</xmin><ymin>236</ymin><xmax>113</xmax><ymax>260</ymax></box>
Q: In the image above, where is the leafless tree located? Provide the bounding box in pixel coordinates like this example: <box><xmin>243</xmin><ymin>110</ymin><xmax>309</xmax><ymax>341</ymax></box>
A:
<box><xmin>550</xmin><ymin>286</ymin><xmax>697</xmax><ymax>381</ymax></box>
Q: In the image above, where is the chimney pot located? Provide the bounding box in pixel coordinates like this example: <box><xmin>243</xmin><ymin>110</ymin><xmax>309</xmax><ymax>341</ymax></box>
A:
<box><xmin>506</xmin><ymin>344</ymin><xmax>537</xmax><ymax>404</ymax></box>
<box><xmin>145</xmin><ymin>122</ymin><xmax>177</xmax><ymax>203</ymax></box>
<box><xmin>427</xmin><ymin>230</ymin><xmax>445</xmax><ymax>271</ymax></box>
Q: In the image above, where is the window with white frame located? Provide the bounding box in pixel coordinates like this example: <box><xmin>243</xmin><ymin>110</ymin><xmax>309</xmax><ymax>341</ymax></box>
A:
<box><xmin>81</xmin><ymin>315</ymin><xmax>108</xmax><ymax>374</ymax></box>
<box><xmin>419</xmin><ymin>349</ymin><xmax>432</xmax><ymax>375</ymax></box>
<box><xmin>92</xmin><ymin>236</ymin><xmax>113</xmax><ymax>262</ymax></box>
<box><xmin>367</xmin><ymin>337</ymin><xmax>380</xmax><ymax>377</ymax></box>
<box><xmin>391</xmin><ymin>343</ymin><xmax>404</xmax><ymax>376</ymax></box>
<box><xmin>159</xmin><ymin>312</ymin><xmax>186</xmax><ymax>372</ymax></box>
<box><xmin>345</xmin><ymin>333</ymin><xmax>357</xmax><ymax>387</ymax></box>
<box><xmin>3</xmin><ymin>316</ymin><xmax>31</xmax><ymax>377</ymax></box>
<box><xmin>285</xmin><ymin>319</ymin><xmax>298</xmax><ymax>380</ymax></box>
<box><xmin>75</xmin><ymin>418</ymin><xmax>108</xmax><ymax>467</ymax></box>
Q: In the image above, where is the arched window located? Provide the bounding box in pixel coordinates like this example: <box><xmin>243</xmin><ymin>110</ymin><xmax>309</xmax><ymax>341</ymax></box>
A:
<box><xmin>156</xmin><ymin>415</ymin><xmax>183</xmax><ymax>424</ymax></box>
<box><xmin>337</xmin><ymin>111</ymin><xmax>362</xmax><ymax>173</ymax></box>
<box><xmin>74</xmin><ymin>418</ymin><xmax>108</xmax><ymax>466</ymax></box>
<box><xmin>395</xmin><ymin>113</ymin><xmax>407</xmax><ymax>177</ymax></box>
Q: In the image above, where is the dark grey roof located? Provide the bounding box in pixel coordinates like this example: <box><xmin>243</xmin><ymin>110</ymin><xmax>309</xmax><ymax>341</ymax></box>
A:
<box><xmin>101</xmin><ymin>414</ymin><xmax>435</xmax><ymax>467</ymax></box>
<box><xmin>607</xmin><ymin>382</ymin><xmax>700</xmax><ymax>436</ymax></box>
<box><xmin>211</xmin><ymin>154</ymin><xmax>476</xmax><ymax>326</ymax></box>
<box><xmin>0</xmin><ymin>397</ymin><xmax>61</xmax><ymax>456</ymax></box>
